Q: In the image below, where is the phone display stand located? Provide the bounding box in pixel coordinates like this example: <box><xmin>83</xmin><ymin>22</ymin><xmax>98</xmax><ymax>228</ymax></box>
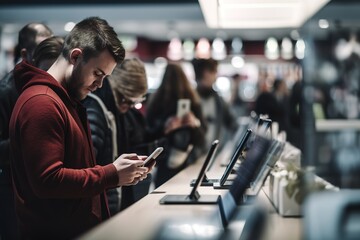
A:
<box><xmin>213</xmin><ymin>180</ymin><xmax>234</xmax><ymax>189</ymax></box>
<box><xmin>159</xmin><ymin>194</ymin><xmax>220</xmax><ymax>204</ymax></box>
<box><xmin>189</xmin><ymin>129</ymin><xmax>252</xmax><ymax>189</ymax></box>
<box><xmin>189</xmin><ymin>175</ymin><xmax>218</xmax><ymax>187</ymax></box>
<box><xmin>159</xmin><ymin>140</ymin><xmax>220</xmax><ymax>205</ymax></box>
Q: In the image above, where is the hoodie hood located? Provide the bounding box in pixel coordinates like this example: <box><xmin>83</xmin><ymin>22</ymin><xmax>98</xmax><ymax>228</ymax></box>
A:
<box><xmin>14</xmin><ymin>60</ymin><xmax>73</xmax><ymax>104</ymax></box>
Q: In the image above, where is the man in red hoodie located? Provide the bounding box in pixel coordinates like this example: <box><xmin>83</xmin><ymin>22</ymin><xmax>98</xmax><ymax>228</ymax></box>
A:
<box><xmin>9</xmin><ymin>17</ymin><xmax>152</xmax><ymax>239</ymax></box>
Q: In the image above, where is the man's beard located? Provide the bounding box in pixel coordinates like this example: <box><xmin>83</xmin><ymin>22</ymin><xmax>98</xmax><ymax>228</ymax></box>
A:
<box><xmin>67</xmin><ymin>65</ymin><xmax>83</xmax><ymax>100</ymax></box>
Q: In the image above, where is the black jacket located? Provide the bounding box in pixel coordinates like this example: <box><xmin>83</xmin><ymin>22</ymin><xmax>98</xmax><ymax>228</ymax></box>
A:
<box><xmin>83</xmin><ymin>79</ymin><xmax>162</xmax><ymax>214</ymax></box>
<box><xmin>255</xmin><ymin>91</ymin><xmax>289</xmax><ymax>133</ymax></box>
<box><xmin>0</xmin><ymin>71</ymin><xmax>19</xmax><ymax>185</ymax></box>
<box><xmin>197</xmin><ymin>86</ymin><xmax>238</xmax><ymax>150</ymax></box>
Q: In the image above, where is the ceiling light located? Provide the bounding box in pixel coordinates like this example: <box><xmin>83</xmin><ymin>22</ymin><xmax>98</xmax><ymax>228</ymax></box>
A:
<box><xmin>167</xmin><ymin>37</ymin><xmax>182</xmax><ymax>61</ymax></box>
<box><xmin>295</xmin><ymin>39</ymin><xmax>306</xmax><ymax>59</ymax></box>
<box><xmin>265</xmin><ymin>37</ymin><xmax>279</xmax><ymax>60</ymax></box>
<box><xmin>281</xmin><ymin>37</ymin><xmax>293</xmax><ymax>60</ymax></box>
<box><xmin>231</xmin><ymin>56</ymin><xmax>245</xmax><ymax>68</ymax></box>
<box><xmin>231</xmin><ymin>37</ymin><xmax>243</xmax><ymax>54</ymax></box>
<box><xmin>211</xmin><ymin>37</ymin><xmax>226</xmax><ymax>60</ymax></box>
<box><xmin>182</xmin><ymin>39</ymin><xmax>195</xmax><ymax>60</ymax></box>
<box><xmin>198</xmin><ymin>0</ymin><xmax>330</xmax><ymax>29</ymax></box>
<box><xmin>64</xmin><ymin>22</ymin><xmax>75</xmax><ymax>32</ymax></box>
<box><xmin>154</xmin><ymin>57</ymin><xmax>168</xmax><ymax>69</ymax></box>
<box><xmin>318</xmin><ymin>19</ymin><xmax>329</xmax><ymax>29</ymax></box>
<box><xmin>195</xmin><ymin>38</ymin><xmax>211</xmax><ymax>59</ymax></box>
<box><xmin>118</xmin><ymin>36</ymin><xmax>138</xmax><ymax>52</ymax></box>
<box><xmin>290</xmin><ymin>30</ymin><xmax>300</xmax><ymax>40</ymax></box>
<box><xmin>334</xmin><ymin>34</ymin><xmax>356</xmax><ymax>61</ymax></box>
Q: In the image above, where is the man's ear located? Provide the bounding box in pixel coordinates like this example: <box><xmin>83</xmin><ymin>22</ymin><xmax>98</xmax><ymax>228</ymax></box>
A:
<box><xmin>69</xmin><ymin>48</ymin><xmax>82</xmax><ymax>65</ymax></box>
<box><xmin>20</xmin><ymin>48</ymin><xmax>28</xmax><ymax>61</ymax></box>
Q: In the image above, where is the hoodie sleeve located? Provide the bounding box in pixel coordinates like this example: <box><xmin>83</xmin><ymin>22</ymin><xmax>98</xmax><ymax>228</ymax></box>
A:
<box><xmin>14</xmin><ymin>93</ymin><xmax>119</xmax><ymax>199</ymax></box>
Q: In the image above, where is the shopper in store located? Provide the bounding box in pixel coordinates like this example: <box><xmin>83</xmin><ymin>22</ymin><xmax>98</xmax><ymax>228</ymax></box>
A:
<box><xmin>146</xmin><ymin>63</ymin><xmax>206</xmax><ymax>187</ymax></box>
<box><xmin>32</xmin><ymin>36</ymin><xmax>64</xmax><ymax>71</ymax></box>
<box><xmin>0</xmin><ymin>22</ymin><xmax>53</xmax><ymax>240</ymax></box>
<box><xmin>192</xmin><ymin>58</ymin><xmax>238</xmax><ymax>151</ymax></box>
<box><xmin>229</xmin><ymin>73</ymin><xmax>249</xmax><ymax>118</ymax></box>
<box><xmin>288</xmin><ymin>78</ymin><xmax>304</xmax><ymax>150</ymax></box>
<box><xmin>83</xmin><ymin>58</ymin><xmax>163</xmax><ymax>213</ymax></box>
<box><xmin>9</xmin><ymin>17</ymin><xmax>153</xmax><ymax>239</ymax></box>
<box><xmin>255</xmin><ymin>78</ymin><xmax>289</xmax><ymax>134</ymax></box>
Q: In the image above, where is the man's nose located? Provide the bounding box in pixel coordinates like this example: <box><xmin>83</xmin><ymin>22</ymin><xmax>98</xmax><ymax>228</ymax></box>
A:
<box><xmin>95</xmin><ymin>77</ymin><xmax>104</xmax><ymax>88</ymax></box>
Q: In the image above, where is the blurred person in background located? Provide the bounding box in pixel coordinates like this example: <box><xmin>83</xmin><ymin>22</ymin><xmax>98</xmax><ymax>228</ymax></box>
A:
<box><xmin>0</xmin><ymin>22</ymin><xmax>53</xmax><ymax>240</ymax></box>
<box><xmin>255</xmin><ymin>78</ymin><xmax>289</xmax><ymax>135</ymax></box>
<box><xmin>146</xmin><ymin>63</ymin><xmax>206</xmax><ymax>187</ymax></box>
<box><xmin>230</xmin><ymin>73</ymin><xmax>249</xmax><ymax>118</ymax></box>
<box><xmin>32</xmin><ymin>36</ymin><xmax>64</xmax><ymax>71</ymax></box>
<box><xmin>83</xmin><ymin>58</ymin><xmax>162</xmax><ymax>213</ymax></box>
<box><xmin>192</xmin><ymin>58</ymin><xmax>238</xmax><ymax>151</ymax></box>
<box><xmin>288</xmin><ymin>77</ymin><xmax>306</xmax><ymax>151</ymax></box>
<box><xmin>272</xmin><ymin>78</ymin><xmax>290</xmax><ymax>134</ymax></box>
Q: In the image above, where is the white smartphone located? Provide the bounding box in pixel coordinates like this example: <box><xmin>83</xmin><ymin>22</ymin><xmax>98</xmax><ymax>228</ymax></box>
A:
<box><xmin>143</xmin><ymin>147</ymin><xmax>164</xmax><ymax>167</ymax></box>
<box><xmin>176</xmin><ymin>99</ymin><xmax>191</xmax><ymax>118</ymax></box>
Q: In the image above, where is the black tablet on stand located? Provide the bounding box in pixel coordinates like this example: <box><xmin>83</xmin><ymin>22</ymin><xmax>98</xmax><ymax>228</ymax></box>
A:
<box><xmin>228</xmin><ymin>134</ymin><xmax>271</xmax><ymax>205</ymax></box>
<box><xmin>213</xmin><ymin>118</ymin><xmax>272</xmax><ymax>189</ymax></box>
<box><xmin>159</xmin><ymin>139</ymin><xmax>220</xmax><ymax>204</ymax></box>
<box><xmin>154</xmin><ymin>135</ymin><xmax>272</xmax><ymax>240</ymax></box>
<box><xmin>244</xmin><ymin>139</ymin><xmax>285</xmax><ymax>201</ymax></box>
<box><xmin>190</xmin><ymin>129</ymin><xmax>252</xmax><ymax>188</ymax></box>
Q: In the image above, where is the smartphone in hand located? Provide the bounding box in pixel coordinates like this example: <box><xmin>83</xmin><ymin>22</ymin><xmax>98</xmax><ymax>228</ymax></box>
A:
<box><xmin>176</xmin><ymin>99</ymin><xmax>191</xmax><ymax>118</ymax></box>
<box><xmin>143</xmin><ymin>147</ymin><xmax>164</xmax><ymax>167</ymax></box>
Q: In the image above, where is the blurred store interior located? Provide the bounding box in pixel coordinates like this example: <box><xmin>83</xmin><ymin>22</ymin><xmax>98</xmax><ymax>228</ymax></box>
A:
<box><xmin>1</xmin><ymin>0</ymin><xmax>360</xmax><ymax>238</ymax></box>
<box><xmin>2</xmin><ymin>0</ymin><xmax>360</xmax><ymax>181</ymax></box>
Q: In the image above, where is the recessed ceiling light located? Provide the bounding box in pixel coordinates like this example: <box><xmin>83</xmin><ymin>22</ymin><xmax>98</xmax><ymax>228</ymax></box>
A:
<box><xmin>318</xmin><ymin>19</ymin><xmax>329</xmax><ymax>29</ymax></box>
<box><xmin>64</xmin><ymin>22</ymin><xmax>75</xmax><ymax>32</ymax></box>
<box><xmin>198</xmin><ymin>0</ymin><xmax>330</xmax><ymax>29</ymax></box>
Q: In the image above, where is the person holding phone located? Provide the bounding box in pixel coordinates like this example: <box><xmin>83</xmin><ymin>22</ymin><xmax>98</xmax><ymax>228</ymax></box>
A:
<box><xmin>9</xmin><ymin>17</ymin><xmax>152</xmax><ymax>239</ymax></box>
<box><xmin>146</xmin><ymin>63</ymin><xmax>207</xmax><ymax>187</ymax></box>
<box><xmin>83</xmin><ymin>58</ymin><xmax>161</xmax><ymax>213</ymax></box>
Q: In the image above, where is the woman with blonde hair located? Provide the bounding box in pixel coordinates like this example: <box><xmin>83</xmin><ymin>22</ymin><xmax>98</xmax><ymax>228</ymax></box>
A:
<box><xmin>108</xmin><ymin>58</ymin><xmax>147</xmax><ymax>114</ymax></box>
<box><xmin>83</xmin><ymin>58</ymin><xmax>160</xmax><ymax>214</ymax></box>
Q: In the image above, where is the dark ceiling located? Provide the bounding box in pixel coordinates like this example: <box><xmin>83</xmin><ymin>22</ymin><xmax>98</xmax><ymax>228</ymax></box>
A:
<box><xmin>1</xmin><ymin>0</ymin><xmax>198</xmax><ymax>5</ymax></box>
<box><xmin>0</xmin><ymin>0</ymin><xmax>358</xmax><ymax>5</ymax></box>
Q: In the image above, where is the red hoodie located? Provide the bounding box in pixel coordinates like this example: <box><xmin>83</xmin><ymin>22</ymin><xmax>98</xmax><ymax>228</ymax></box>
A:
<box><xmin>9</xmin><ymin>61</ymin><xmax>119</xmax><ymax>239</ymax></box>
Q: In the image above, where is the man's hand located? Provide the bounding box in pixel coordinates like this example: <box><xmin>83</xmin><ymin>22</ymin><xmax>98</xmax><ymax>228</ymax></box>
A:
<box><xmin>112</xmin><ymin>153</ymin><xmax>149</xmax><ymax>186</ymax></box>
<box><xmin>123</xmin><ymin>155</ymin><xmax>156</xmax><ymax>186</ymax></box>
